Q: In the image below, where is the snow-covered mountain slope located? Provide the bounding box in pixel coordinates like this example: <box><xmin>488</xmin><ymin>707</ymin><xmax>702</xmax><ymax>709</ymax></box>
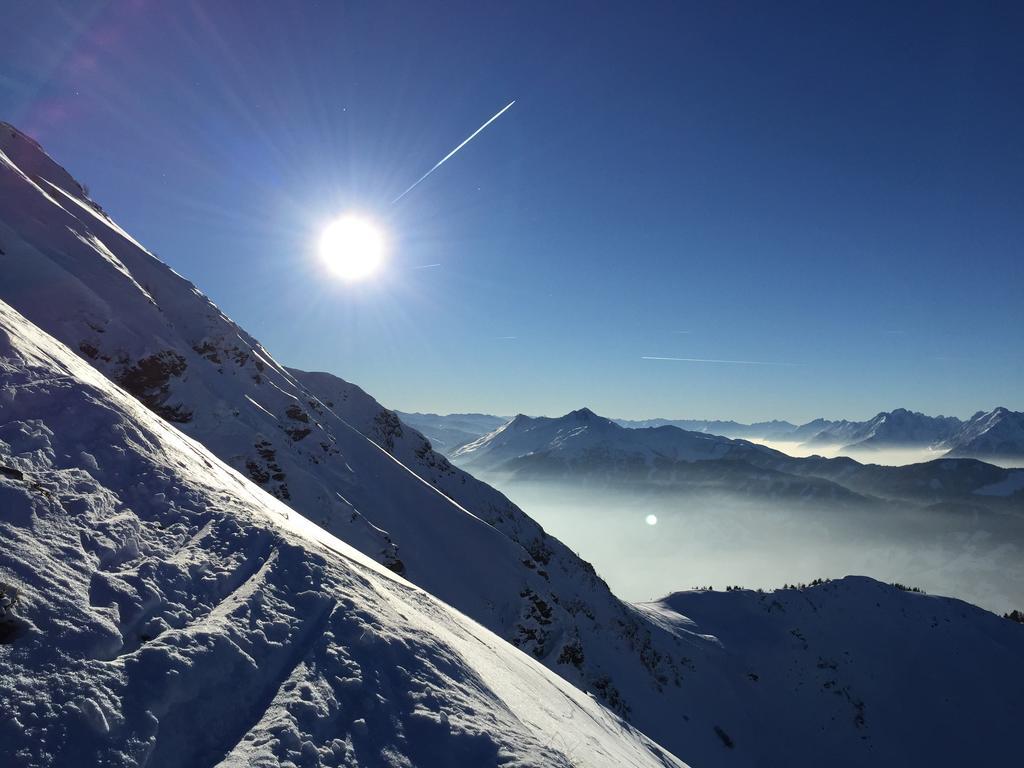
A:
<box><xmin>640</xmin><ymin>577</ymin><xmax>1024</xmax><ymax>767</ymax></box>
<box><xmin>0</xmin><ymin>121</ymin><xmax>729</xmax><ymax>762</ymax></box>
<box><xmin>396</xmin><ymin>411</ymin><xmax>508</xmax><ymax>454</ymax></box>
<box><xmin>801</xmin><ymin>409</ymin><xmax>962</xmax><ymax>451</ymax></box>
<box><xmin>0</xmin><ymin>300</ymin><xmax>684</xmax><ymax>768</ymax></box>
<box><xmin>941</xmin><ymin>407</ymin><xmax>1024</xmax><ymax>462</ymax></box>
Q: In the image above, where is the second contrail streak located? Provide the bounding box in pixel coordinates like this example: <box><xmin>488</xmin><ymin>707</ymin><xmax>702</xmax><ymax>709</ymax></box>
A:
<box><xmin>392</xmin><ymin>100</ymin><xmax>516</xmax><ymax>204</ymax></box>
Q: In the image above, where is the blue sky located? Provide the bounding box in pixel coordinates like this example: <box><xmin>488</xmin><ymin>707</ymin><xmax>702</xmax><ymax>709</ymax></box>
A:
<box><xmin>3</xmin><ymin>1</ymin><xmax>1022</xmax><ymax>422</ymax></box>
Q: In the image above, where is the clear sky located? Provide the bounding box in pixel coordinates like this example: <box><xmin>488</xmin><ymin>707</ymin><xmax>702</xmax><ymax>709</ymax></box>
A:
<box><xmin>3</xmin><ymin>1</ymin><xmax>1022</xmax><ymax>422</ymax></box>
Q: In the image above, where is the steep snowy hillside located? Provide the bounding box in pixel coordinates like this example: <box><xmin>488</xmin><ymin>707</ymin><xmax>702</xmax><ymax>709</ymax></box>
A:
<box><xmin>640</xmin><ymin>577</ymin><xmax>1024</xmax><ymax>767</ymax></box>
<box><xmin>0</xmin><ymin>121</ymin><xmax>712</xmax><ymax>738</ymax></box>
<box><xmin>942</xmin><ymin>407</ymin><xmax>1024</xmax><ymax>462</ymax></box>
<box><xmin>396</xmin><ymin>411</ymin><xmax>508</xmax><ymax>454</ymax></box>
<box><xmin>0</xmin><ymin>300</ymin><xmax>683</xmax><ymax>768</ymax></box>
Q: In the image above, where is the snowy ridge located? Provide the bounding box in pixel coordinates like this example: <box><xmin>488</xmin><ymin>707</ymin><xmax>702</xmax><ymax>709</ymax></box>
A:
<box><xmin>639</xmin><ymin>576</ymin><xmax>1024</xmax><ymax>767</ymax></box>
<box><xmin>941</xmin><ymin>407</ymin><xmax>1024</xmax><ymax>461</ymax></box>
<box><xmin>0</xmin><ymin>300</ymin><xmax>683</xmax><ymax>768</ymax></box>
<box><xmin>800</xmin><ymin>409</ymin><xmax>962</xmax><ymax>451</ymax></box>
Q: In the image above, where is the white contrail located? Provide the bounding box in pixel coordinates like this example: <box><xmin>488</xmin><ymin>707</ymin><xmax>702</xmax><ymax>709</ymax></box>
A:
<box><xmin>411</xmin><ymin>263</ymin><xmax>442</xmax><ymax>270</ymax></box>
<box><xmin>642</xmin><ymin>356</ymin><xmax>804</xmax><ymax>366</ymax></box>
<box><xmin>392</xmin><ymin>100</ymin><xmax>516</xmax><ymax>204</ymax></box>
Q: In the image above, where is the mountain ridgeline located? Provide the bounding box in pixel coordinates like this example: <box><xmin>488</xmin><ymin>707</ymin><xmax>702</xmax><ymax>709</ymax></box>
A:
<box><xmin>422</xmin><ymin>407</ymin><xmax>1024</xmax><ymax>464</ymax></box>
<box><xmin>449</xmin><ymin>407</ymin><xmax>1024</xmax><ymax>508</ymax></box>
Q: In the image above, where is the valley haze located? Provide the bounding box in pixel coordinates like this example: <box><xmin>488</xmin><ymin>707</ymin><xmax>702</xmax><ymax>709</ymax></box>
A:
<box><xmin>420</xmin><ymin>407</ymin><xmax>1024</xmax><ymax>613</ymax></box>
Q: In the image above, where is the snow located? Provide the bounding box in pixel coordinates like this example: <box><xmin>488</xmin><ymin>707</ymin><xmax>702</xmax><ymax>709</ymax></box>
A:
<box><xmin>637</xmin><ymin>576</ymin><xmax>1024</xmax><ymax>767</ymax></box>
<box><xmin>2</xmin><ymin>120</ymin><xmax>1023</xmax><ymax>768</ymax></box>
<box><xmin>942</xmin><ymin>407</ymin><xmax>1024</xmax><ymax>463</ymax></box>
<box><xmin>0</xmin><ymin>300</ymin><xmax>682</xmax><ymax>768</ymax></box>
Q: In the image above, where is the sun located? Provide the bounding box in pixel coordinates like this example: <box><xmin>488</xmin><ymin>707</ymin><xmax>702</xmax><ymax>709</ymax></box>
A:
<box><xmin>319</xmin><ymin>215</ymin><xmax>386</xmax><ymax>280</ymax></box>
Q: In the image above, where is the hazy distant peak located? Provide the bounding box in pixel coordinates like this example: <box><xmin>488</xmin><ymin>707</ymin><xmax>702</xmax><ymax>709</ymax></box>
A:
<box><xmin>943</xmin><ymin>407</ymin><xmax>1024</xmax><ymax>460</ymax></box>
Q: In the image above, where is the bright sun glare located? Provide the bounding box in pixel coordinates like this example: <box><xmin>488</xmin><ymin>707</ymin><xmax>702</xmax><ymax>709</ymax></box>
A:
<box><xmin>320</xmin><ymin>215</ymin><xmax>386</xmax><ymax>280</ymax></box>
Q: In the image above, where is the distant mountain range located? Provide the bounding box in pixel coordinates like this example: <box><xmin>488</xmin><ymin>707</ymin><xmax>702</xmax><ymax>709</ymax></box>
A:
<box><xmin>451</xmin><ymin>408</ymin><xmax>863</xmax><ymax>503</ymax></box>
<box><xmin>410</xmin><ymin>407</ymin><xmax>1024</xmax><ymax>464</ymax></box>
<box><xmin>396</xmin><ymin>411</ymin><xmax>507</xmax><ymax>453</ymax></box>
<box><xmin>612</xmin><ymin>417</ymin><xmax>799</xmax><ymax>441</ymax></box>
<box><xmin>449</xmin><ymin>408</ymin><xmax>1024</xmax><ymax>509</ymax></box>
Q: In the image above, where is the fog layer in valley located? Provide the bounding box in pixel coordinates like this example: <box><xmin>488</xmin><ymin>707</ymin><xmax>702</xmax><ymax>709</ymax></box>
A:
<box><xmin>749</xmin><ymin>439</ymin><xmax>946</xmax><ymax>466</ymax></box>
<box><xmin>750</xmin><ymin>438</ymin><xmax>1024</xmax><ymax>469</ymax></box>
<box><xmin>487</xmin><ymin>479</ymin><xmax>1024</xmax><ymax>614</ymax></box>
